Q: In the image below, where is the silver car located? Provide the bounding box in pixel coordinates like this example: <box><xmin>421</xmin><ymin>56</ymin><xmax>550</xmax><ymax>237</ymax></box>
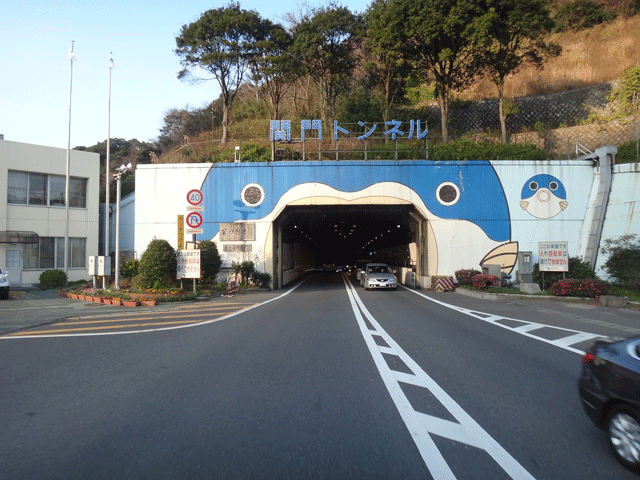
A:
<box><xmin>361</xmin><ymin>263</ymin><xmax>397</xmax><ymax>290</ymax></box>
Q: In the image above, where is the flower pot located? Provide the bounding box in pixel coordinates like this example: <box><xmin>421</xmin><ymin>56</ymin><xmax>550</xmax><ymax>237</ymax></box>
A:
<box><xmin>111</xmin><ymin>298</ymin><xmax>122</xmax><ymax>306</ymax></box>
<box><xmin>140</xmin><ymin>300</ymin><xmax>157</xmax><ymax>307</ymax></box>
<box><xmin>59</xmin><ymin>292</ymin><xmax>68</xmax><ymax>298</ymax></box>
<box><xmin>123</xmin><ymin>300</ymin><xmax>139</xmax><ymax>307</ymax></box>
<box><xmin>92</xmin><ymin>296</ymin><xmax>102</xmax><ymax>303</ymax></box>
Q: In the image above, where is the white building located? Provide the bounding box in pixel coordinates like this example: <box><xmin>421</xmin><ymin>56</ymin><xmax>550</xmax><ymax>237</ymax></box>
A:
<box><xmin>0</xmin><ymin>140</ymin><xmax>100</xmax><ymax>286</ymax></box>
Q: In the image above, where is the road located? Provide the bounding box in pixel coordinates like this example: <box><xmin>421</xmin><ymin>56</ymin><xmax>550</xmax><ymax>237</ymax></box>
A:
<box><xmin>1</xmin><ymin>271</ymin><xmax>639</xmax><ymax>479</ymax></box>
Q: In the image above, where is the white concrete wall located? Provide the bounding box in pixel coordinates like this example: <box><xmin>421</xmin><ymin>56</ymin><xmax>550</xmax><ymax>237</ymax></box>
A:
<box><xmin>595</xmin><ymin>161</ymin><xmax>640</xmax><ymax>278</ymax></box>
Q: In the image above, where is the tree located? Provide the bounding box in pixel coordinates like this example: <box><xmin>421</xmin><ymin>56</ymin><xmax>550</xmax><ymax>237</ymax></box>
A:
<box><xmin>477</xmin><ymin>0</ymin><xmax>560</xmax><ymax>143</ymax></box>
<box><xmin>175</xmin><ymin>3</ymin><xmax>271</xmax><ymax>144</ymax></box>
<box><xmin>292</xmin><ymin>4</ymin><xmax>364</xmax><ymax>129</ymax></box>
<box><xmin>250</xmin><ymin>23</ymin><xmax>298</xmax><ymax>121</ymax></box>
<box><xmin>365</xmin><ymin>0</ymin><xmax>411</xmax><ymax>124</ymax></box>
<box><xmin>197</xmin><ymin>240</ymin><xmax>222</xmax><ymax>283</ymax></box>
<box><xmin>600</xmin><ymin>234</ymin><xmax>640</xmax><ymax>289</ymax></box>
<box><xmin>394</xmin><ymin>0</ymin><xmax>496</xmax><ymax>143</ymax></box>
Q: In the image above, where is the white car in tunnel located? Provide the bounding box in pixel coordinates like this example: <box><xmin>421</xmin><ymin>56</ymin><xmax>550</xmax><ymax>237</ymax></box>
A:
<box><xmin>361</xmin><ymin>263</ymin><xmax>397</xmax><ymax>290</ymax></box>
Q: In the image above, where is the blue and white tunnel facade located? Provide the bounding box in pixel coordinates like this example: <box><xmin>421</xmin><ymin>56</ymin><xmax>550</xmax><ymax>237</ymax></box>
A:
<box><xmin>135</xmin><ymin>146</ymin><xmax>624</xmax><ymax>289</ymax></box>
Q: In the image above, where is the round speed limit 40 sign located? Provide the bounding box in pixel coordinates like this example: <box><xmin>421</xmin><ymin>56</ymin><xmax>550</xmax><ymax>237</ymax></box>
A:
<box><xmin>187</xmin><ymin>189</ymin><xmax>204</xmax><ymax>206</ymax></box>
<box><xmin>185</xmin><ymin>211</ymin><xmax>203</xmax><ymax>228</ymax></box>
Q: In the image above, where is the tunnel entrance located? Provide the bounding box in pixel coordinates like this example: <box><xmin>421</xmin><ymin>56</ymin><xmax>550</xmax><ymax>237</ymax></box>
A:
<box><xmin>273</xmin><ymin>205</ymin><xmax>422</xmax><ymax>284</ymax></box>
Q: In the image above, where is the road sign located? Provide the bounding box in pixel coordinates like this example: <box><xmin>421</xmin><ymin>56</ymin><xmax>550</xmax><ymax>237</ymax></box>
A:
<box><xmin>187</xmin><ymin>189</ymin><xmax>204</xmax><ymax>206</ymax></box>
<box><xmin>185</xmin><ymin>211</ymin><xmax>203</xmax><ymax>229</ymax></box>
<box><xmin>177</xmin><ymin>215</ymin><xmax>184</xmax><ymax>250</ymax></box>
<box><xmin>186</xmin><ymin>228</ymin><xmax>203</xmax><ymax>234</ymax></box>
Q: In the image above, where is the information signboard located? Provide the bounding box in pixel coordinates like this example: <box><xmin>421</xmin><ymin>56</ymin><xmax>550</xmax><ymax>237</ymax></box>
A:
<box><xmin>220</xmin><ymin>222</ymin><xmax>256</xmax><ymax>241</ymax></box>
<box><xmin>538</xmin><ymin>241</ymin><xmax>569</xmax><ymax>272</ymax></box>
<box><xmin>177</xmin><ymin>249</ymin><xmax>201</xmax><ymax>279</ymax></box>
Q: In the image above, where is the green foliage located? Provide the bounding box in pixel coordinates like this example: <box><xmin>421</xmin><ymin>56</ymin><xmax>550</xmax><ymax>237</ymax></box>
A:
<box><xmin>292</xmin><ymin>4</ymin><xmax>363</xmax><ymax>123</ymax></box>
<box><xmin>405</xmin><ymin>83</ymin><xmax>437</xmax><ymax>105</ymax></box>
<box><xmin>430</xmin><ymin>140</ymin><xmax>549</xmax><ymax>160</ymax></box>
<box><xmin>240</xmin><ymin>142</ymin><xmax>271</xmax><ymax>162</ymax></box>
<box><xmin>198</xmin><ymin>240</ymin><xmax>222</xmax><ymax>283</ymax></box>
<box><xmin>337</xmin><ymin>87</ymin><xmax>384</xmax><ymax>124</ymax></box>
<box><xmin>553</xmin><ymin>0</ymin><xmax>617</xmax><ymax>32</ymax></box>
<box><xmin>600</xmin><ymin>234</ymin><xmax>640</xmax><ymax>289</ymax></box>
<box><xmin>616</xmin><ymin>139</ymin><xmax>640</xmax><ymax>164</ymax></box>
<box><xmin>39</xmin><ymin>269</ymin><xmax>67</xmax><ymax>290</ymax></box>
<box><xmin>549</xmin><ymin>278</ymin><xmax>609</xmax><ymax>297</ymax></box>
<box><xmin>119</xmin><ymin>258</ymin><xmax>139</xmax><ymax>279</ymax></box>
<box><xmin>533</xmin><ymin>256</ymin><xmax>596</xmax><ymax>288</ymax></box>
<box><xmin>609</xmin><ymin>65</ymin><xmax>640</xmax><ymax>115</ymax></box>
<box><xmin>250</xmin><ymin>271</ymin><xmax>272</xmax><ymax>288</ymax></box>
<box><xmin>138</xmin><ymin>239</ymin><xmax>177</xmax><ymax>289</ymax></box>
<box><xmin>240</xmin><ymin>261</ymin><xmax>255</xmax><ymax>283</ymax></box>
<box><xmin>455</xmin><ymin>269</ymin><xmax>481</xmax><ymax>285</ymax></box>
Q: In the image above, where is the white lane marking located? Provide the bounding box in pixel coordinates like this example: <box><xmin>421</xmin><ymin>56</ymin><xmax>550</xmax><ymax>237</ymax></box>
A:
<box><xmin>344</xmin><ymin>276</ymin><xmax>536</xmax><ymax>480</ymax></box>
<box><xmin>401</xmin><ymin>286</ymin><xmax>603</xmax><ymax>355</ymax></box>
<box><xmin>1</xmin><ymin>279</ymin><xmax>307</xmax><ymax>340</ymax></box>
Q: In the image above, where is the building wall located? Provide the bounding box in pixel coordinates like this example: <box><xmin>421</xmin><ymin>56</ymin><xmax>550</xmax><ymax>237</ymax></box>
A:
<box><xmin>0</xmin><ymin>140</ymin><xmax>100</xmax><ymax>285</ymax></box>
<box><xmin>135</xmin><ymin>157</ymin><xmax>628</xmax><ymax>283</ymax></box>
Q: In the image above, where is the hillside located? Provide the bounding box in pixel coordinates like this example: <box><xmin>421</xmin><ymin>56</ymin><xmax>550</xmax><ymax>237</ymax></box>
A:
<box><xmin>155</xmin><ymin>12</ymin><xmax>640</xmax><ymax>164</ymax></box>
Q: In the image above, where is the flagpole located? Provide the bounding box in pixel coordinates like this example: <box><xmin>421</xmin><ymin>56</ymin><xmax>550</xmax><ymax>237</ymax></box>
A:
<box><xmin>64</xmin><ymin>41</ymin><xmax>74</xmax><ymax>278</ymax></box>
<box><xmin>104</xmin><ymin>52</ymin><xmax>113</xmax><ymax>289</ymax></box>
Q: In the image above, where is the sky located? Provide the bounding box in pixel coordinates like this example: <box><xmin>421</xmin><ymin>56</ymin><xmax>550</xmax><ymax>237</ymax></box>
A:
<box><xmin>2</xmin><ymin>0</ymin><xmax>372</xmax><ymax>150</ymax></box>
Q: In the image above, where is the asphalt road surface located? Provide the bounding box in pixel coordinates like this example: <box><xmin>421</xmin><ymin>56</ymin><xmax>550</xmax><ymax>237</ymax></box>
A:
<box><xmin>1</xmin><ymin>271</ymin><xmax>639</xmax><ymax>479</ymax></box>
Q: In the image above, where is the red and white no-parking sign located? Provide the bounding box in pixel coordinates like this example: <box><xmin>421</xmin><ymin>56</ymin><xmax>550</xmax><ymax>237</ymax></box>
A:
<box><xmin>185</xmin><ymin>211</ymin><xmax>203</xmax><ymax>229</ymax></box>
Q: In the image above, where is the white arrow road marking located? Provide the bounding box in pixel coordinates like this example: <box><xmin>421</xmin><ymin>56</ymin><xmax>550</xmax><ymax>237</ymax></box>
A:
<box><xmin>402</xmin><ymin>286</ymin><xmax>607</xmax><ymax>355</ymax></box>
<box><xmin>343</xmin><ymin>276</ymin><xmax>537</xmax><ymax>480</ymax></box>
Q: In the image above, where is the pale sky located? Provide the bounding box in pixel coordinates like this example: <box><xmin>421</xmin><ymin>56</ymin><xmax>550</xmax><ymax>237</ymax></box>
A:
<box><xmin>2</xmin><ymin>0</ymin><xmax>372</xmax><ymax>150</ymax></box>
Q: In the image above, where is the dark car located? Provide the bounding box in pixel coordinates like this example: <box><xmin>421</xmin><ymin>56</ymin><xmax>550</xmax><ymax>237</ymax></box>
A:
<box><xmin>578</xmin><ymin>335</ymin><xmax>640</xmax><ymax>473</ymax></box>
<box><xmin>0</xmin><ymin>267</ymin><xmax>9</xmax><ymax>299</ymax></box>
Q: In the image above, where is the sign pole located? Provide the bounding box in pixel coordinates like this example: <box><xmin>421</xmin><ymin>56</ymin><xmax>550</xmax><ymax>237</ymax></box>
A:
<box><xmin>193</xmin><ymin>233</ymin><xmax>196</xmax><ymax>294</ymax></box>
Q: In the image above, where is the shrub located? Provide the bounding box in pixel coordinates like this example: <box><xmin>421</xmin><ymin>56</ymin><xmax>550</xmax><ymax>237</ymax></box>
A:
<box><xmin>600</xmin><ymin>234</ymin><xmax>640</xmax><ymax>289</ymax></box>
<box><xmin>198</xmin><ymin>240</ymin><xmax>222</xmax><ymax>284</ymax></box>
<box><xmin>39</xmin><ymin>269</ymin><xmax>67</xmax><ymax>289</ymax></box>
<box><xmin>120</xmin><ymin>258</ymin><xmax>139</xmax><ymax>279</ymax></box>
<box><xmin>240</xmin><ymin>261</ymin><xmax>255</xmax><ymax>284</ymax></box>
<box><xmin>533</xmin><ymin>256</ymin><xmax>595</xmax><ymax>288</ymax></box>
<box><xmin>471</xmin><ymin>274</ymin><xmax>500</xmax><ymax>290</ymax></box>
<box><xmin>138</xmin><ymin>238</ymin><xmax>177</xmax><ymax>289</ymax></box>
<box><xmin>549</xmin><ymin>278</ymin><xmax>609</xmax><ymax>297</ymax></box>
<box><xmin>553</xmin><ymin>0</ymin><xmax>617</xmax><ymax>32</ymax></box>
<box><xmin>251</xmin><ymin>271</ymin><xmax>272</xmax><ymax>289</ymax></box>
<box><xmin>455</xmin><ymin>269</ymin><xmax>481</xmax><ymax>285</ymax></box>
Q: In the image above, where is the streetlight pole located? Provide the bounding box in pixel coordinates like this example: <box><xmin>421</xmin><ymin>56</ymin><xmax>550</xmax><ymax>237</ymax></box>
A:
<box><xmin>113</xmin><ymin>163</ymin><xmax>131</xmax><ymax>289</ymax></box>
<box><xmin>104</xmin><ymin>52</ymin><xmax>113</xmax><ymax>289</ymax></box>
<box><xmin>64</xmin><ymin>41</ymin><xmax>75</xmax><ymax>277</ymax></box>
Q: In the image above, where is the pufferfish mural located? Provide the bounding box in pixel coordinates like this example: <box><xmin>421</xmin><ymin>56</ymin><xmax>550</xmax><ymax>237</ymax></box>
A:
<box><xmin>520</xmin><ymin>174</ymin><xmax>568</xmax><ymax>219</ymax></box>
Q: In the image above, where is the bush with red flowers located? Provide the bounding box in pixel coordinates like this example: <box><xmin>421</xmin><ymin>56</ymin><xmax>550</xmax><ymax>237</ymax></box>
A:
<box><xmin>471</xmin><ymin>274</ymin><xmax>500</xmax><ymax>290</ymax></box>
<box><xmin>455</xmin><ymin>269</ymin><xmax>481</xmax><ymax>286</ymax></box>
<box><xmin>549</xmin><ymin>278</ymin><xmax>610</xmax><ymax>297</ymax></box>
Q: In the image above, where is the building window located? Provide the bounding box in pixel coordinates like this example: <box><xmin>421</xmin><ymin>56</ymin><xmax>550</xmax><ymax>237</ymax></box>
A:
<box><xmin>22</xmin><ymin>237</ymin><xmax>86</xmax><ymax>270</ymax></box>
<box><xmin>7</xmin><ymin>171</ymin><xmax>27</xmax><ymax>204</ymax></box>
<box><xmin>49</xmin><ymin>175</ymin><xmax>66</xmax><ymax>207</ymax></box>
<box><xmin>7</xmin><ymin>171</ymin><xmax>87</xmax><ymax>208</ymax></box>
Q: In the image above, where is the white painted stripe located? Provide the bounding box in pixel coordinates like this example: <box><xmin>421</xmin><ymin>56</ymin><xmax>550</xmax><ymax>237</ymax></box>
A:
<box><xmin>343</xmin><ymin>277</ymin><xmax>457</xmax><ymax>479</ymax></box>
<box><xmin>416</xmin><ymin>412</ymin><xmax>485</xmax><ymax>449</ymax></box>
<box><xmin>393</xmin><ymin>371</ymin><xmax>423</xmax><ymax>386</ymax></box>
<box><xmin>345</xmin><ymin>277</ymin><xmax>537</xmax><ymax>480</ymax></box>
<box><xmin>401</xmin><ymin>286</ymin><xmax>588</xmax><ymax>355</ymax></box>
<box><xmin>378</xmin><ymin>346</ymin><xmax>396</xmax><ymax>355</ymax></box>
<box><xmin>553</xmin><ymin>332</ymin><xmax>602</xmax><ymax>347</ymax></box>
<box><xmin>512</xmin><ymin>323</ymin><xmax>544</xmax><ymax>333</ymax></box>
<box><xmin>1</xmin><ymin>279</ymin><xmax>308</xmax><ymax>340</ymax></box>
